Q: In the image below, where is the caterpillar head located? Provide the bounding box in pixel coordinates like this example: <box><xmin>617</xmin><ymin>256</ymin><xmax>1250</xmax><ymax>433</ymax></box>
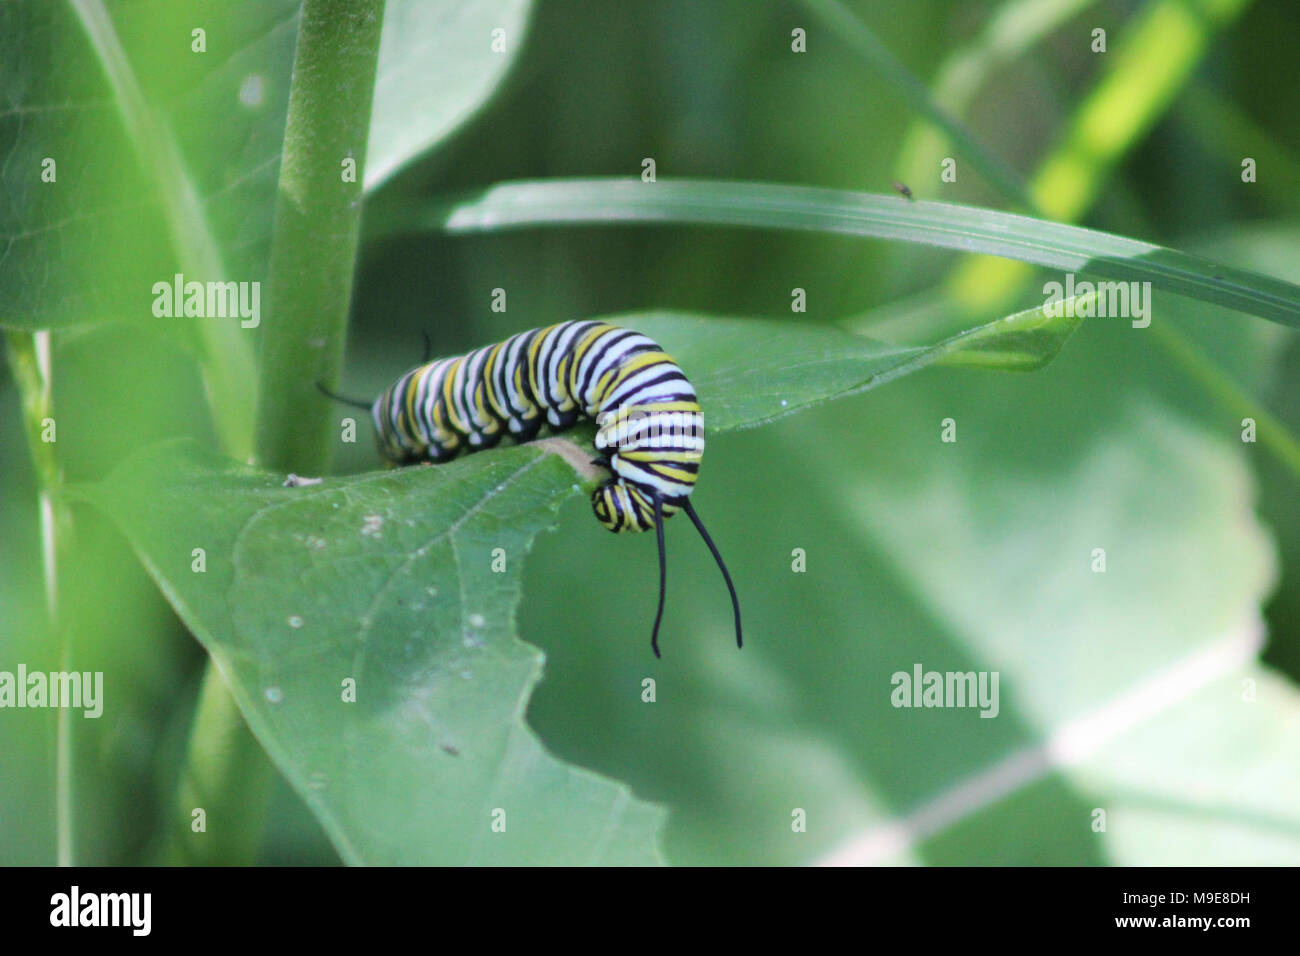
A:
<box><xmin>591</xmin><ymin>480</ymin><xmax>656</xmax><ymax>533</ymax></box>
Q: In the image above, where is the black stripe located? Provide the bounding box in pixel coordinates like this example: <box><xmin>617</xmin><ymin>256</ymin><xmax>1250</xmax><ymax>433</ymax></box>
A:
<box><xmin>577</xmin><ymin>328</ymin><xmax>637</xmax><ymax>402</ymax></box>
<box><xmin>606</xmin><ymin>368</ymin><xmax>690</xmax><ymax>408</ymax></box>
<box><xmin>514</xmin><ymin>328</ymin><xmax>542</xmax><ymax>413</ymax></box>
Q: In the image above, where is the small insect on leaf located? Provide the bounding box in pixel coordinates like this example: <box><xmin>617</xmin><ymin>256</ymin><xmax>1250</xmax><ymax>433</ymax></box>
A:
<box><xmin>892</xmin><ymin>181</ymin><xmax>914</xmax><ymax>200</ymax></box>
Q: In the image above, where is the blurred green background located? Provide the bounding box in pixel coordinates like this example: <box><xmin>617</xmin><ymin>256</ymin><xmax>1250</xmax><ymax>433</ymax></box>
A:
<box><xmin>2</xmin><ymin>0</ymin><xmax>1299</xmax><ymax>865</ymax></box>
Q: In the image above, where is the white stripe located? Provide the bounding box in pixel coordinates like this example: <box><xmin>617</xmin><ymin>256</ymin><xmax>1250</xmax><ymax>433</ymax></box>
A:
<box><xmin>546</xmin><ymin>322</ymin><xmax>588</xmax><ymax>408</ymax></box>
<box><xmin>606</xmin><ymin>364</ymin><xmax>688</xmax><ymax>410</ymax></box>
<box><xmin>504</xmin><ymin>332</ymin><xmax>535</xmax><ymax>416</ymax></box>
<box><xmin>461</xmin><ymin>346</ymin><xmax>494</xmax><ymax>442</ymax></box>
<box><xmin>601</xmin><ymin>412</ymin><xmax>704</xmax><ymax>451</ymax></box>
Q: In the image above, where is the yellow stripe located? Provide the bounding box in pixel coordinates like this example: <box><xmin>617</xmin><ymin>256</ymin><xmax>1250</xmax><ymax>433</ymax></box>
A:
<box><xmin>403</xmin><ymin>370</ymin><xmax>423</xmax><ymax>438</ymax></box>
<box><xmin>526</xmin><ymin>323</ymin><xmax>562</xmax><ymax>401</ymax></box>
<box><xmin>568</xmin><ymin>324</ymin><xmax>612</xmax><ymax>394</ymax></box>
<box><xmin>513</xmin><ymin>360</ymin><xmax>537</xmax><ymax>417</ymax></box>
<box><xmin>474</xmin><ymin>381</ymin><xmax>500</xmax><ymax>433</ymax></box>
<box><xmin>573</xmin><ymin>324</ymin><xmax>610</xmax><ymax>361</ymax></box>
<box><xmin>650</xmin><ymin>465</ymin><xmax>696</xmax><ymax>481</ymax></box>
<box><xmin>619</xmin><ymin>400</ymin><xmax>700</xmax><ymax>413</ymax></box>
<box><xmin>483</xmin><ymin>342</ymin><xmax>507</xmax><ymax>418</ymax></box>
<box><xmin>432</xmin><ymin>391</ymin><xmax>457</xmax><ymax>443</ymax></box>
<box><xmin>618</xmin><ymin>450</ymin><xmax>701</xmax><ymax>462</ymax></box>
<box><xmin>610</xmin><ymin>351</ymin><xmax>670</xmax><ymax>387</ymax></box>
<box><xmin>556</xmin><ymin>351</ymin><xmax>573</xmax><ymax>407</ymax></box>
<box><xmin>595</xmin><ymin>352</ymin><xmax>668</xmax><ymax>400</ymax></box>
<box><xmin>442</xmin><ymin>358</ymin><xmax>467</xmax><ymax>431</ymax></box>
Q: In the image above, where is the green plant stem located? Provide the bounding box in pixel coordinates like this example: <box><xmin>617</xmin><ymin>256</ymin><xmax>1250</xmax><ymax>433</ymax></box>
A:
<box><xmin>69</xmin><ymin>0</ymin><xmax>272</xmax><ymax>866</ymax></box>
<box><xmin>169</xmin><ymin>665</ymin><xmax>276</xmax><ymax>864</ymax></box>
<box><xmin>255</xmin><ymin>0</ymin><xmax>387</xmax><ymax>474</ymax></box>
<box><xmin>5</xmin><ymin>330</ymin><xmax>74</xmax><ymax>865</ymax></box>
<box><xmin>1148</xmin><ymin>321</ymin><xmax>1300</xmax><ymax>481</ymax></box>
<box><xmin>173</xmin><ymin>0</ymin><xmax>387</xmax><ymax>865</ymax></box>
<box><xmin>1179</xmin><ymin>80</ymin><xmax>1300</xmax><ymax>214</ymax></box>
<box><xmin>894</xmin><ymin>0</ymin><xmax>1096</xmax><ymax>193</ymax></box>
<box><xmin>797</xmin><ymin>0</ymin><xmax>1035</xmax><ymax>210</ymax></box>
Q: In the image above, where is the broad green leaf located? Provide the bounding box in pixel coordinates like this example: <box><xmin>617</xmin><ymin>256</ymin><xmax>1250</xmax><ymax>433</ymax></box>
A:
<box><xmin>88</xmin><ymin>439</ymin><xmax>664</xmax><ymax>865</ymax></box>
<box><xmin>82</xmin><ymin>307</ymin><xmax>1076</xmax><ymax>863</ymax></box>
<box><xmin>1</xmin><ymin>0</ymin><xmax>529</xmax><ymax>448</ymax></box>
<box><xmin>377</xmin><ymin>177</ymin><xmax>1300</xmax><ymax>329</ymax></box>
<box><xmin>366</xmin><ymin>0</ymin><xmax>534</xmax><ymax>192</ymax></box>
<box><xmin>635</xmin><ymin>306</ymin><xmax>1082</xmax><ymax>434</ymax></box>
<box><xmin>0</xmin><ymin>0</ymin><xmax>299</xmax><ymax>330</ymax></box>
<box><xmin>802</xmin><ymin>397</ymin><xmax>1289</xmax><ymax>865</ymax></box>
<box><xmin>524</xmin><ymin>299</ymin><xmax>1294</xmax><ymax>865</ymax></box>
<box><xmin>0</xmin><ymin>0</ymin><xmax>305</xmax><ymax>455</ymax></box>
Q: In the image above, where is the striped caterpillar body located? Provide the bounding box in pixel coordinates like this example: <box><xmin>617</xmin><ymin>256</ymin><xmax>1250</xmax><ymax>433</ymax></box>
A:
<box><xmin>324</xmin><ymin>320</ymin><xmax>742</xmax><ymax>658</ymax></box>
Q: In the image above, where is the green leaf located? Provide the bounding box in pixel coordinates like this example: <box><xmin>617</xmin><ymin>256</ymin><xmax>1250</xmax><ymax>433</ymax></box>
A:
<box><xmin>635</xmin><ymin>306</ymin><xmax>1083</xmax><ymax>433</ymax></box>
<box><xmin>87</xmin><ymin>439</ymin><xmax>664</xmax><ymax>865</ymax></box>
<box><xmin>366</xmin><ymin>0</ymin><xmax>534</xmax><ymax>192</ymax></box>
<box><xmin>82</xmin><ymin>307</ymin><xmax>1075</xmax><ymax>863</ymax></box>
<box><xmin>377</xmin><ymin>177</ymin><xmax>1300</xmax><ymax>329</ymax></box>
<box><xmin>0</xmin><ymin>0</ymin><xmax>305</xmax><ymax>457</ymax></box>
<box><xmin>1</xmin><ymin>0</ymin><xmax>299</xmax><ymax>327</ymax></box>
<box><xmin>2</xmin><ymin>0</ymin><xmax>531</xmax><ymax>448</ymax></box>
<box><xmin>524</xmin><ymin>301</ymin><xmax>1293</xmax><ymax>865</ymax></box>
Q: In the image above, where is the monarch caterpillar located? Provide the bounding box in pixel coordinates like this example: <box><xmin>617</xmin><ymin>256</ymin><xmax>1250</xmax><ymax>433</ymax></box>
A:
<box><xmin>321</xmin><ymin>320</ymin><xmax>742</xmax><ymax>658</ymax></box>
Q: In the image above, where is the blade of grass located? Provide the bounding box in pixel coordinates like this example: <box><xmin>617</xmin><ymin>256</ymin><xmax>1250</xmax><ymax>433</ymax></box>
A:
<box><xmin>893</xmin><ymin>0</ymin><xmax>1096</xmax><ymax>196</ymax></box>
<box><xmin>4</xmin><ymin>330</ymin><xmax>74</xmax><ymax>864</ymax></box>
<box><xmin>802</xmin><ymin>0</ymin><xmax>1298</xmax><ymax>484</ymax></box>
<box><xmin>373</xmin><ymin>177</ymin><xmax>1300</xmax><ymax>328</ymax></box>
<box><xmin>796</xmin><ymin>0</ymin><xmax>1035</xmax><ymax>210</ymax></box>
<box><xmin>1178</xmin><ymin>80</ymin><xmax>1300</xmax><ymax>214</ymax></box>
<box><xmin>944</xmin><ymin>0</ymin><xmax>1251</xmax><ymax>310</ymax></box>
<box><xmin>907</xmin><ymin>0</ymin><xmax>1300</xmax><ymax>483</ymax></box>
<box><xmin>1148</xmin><ymin>321</ymin><xmax>1300</xmax><ymax>478</ymax></box>
<box><xmin>68</xmin><ymin>0</ymin><xmax>257</xmax><ymax>462</ymax></box>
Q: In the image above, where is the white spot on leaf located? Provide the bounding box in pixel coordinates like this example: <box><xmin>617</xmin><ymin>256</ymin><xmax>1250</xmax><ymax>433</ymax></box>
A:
<box><xmin>238</xmin><ymin>74</ymin><xmax>265</xmax><ymax>108</ymax></box>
